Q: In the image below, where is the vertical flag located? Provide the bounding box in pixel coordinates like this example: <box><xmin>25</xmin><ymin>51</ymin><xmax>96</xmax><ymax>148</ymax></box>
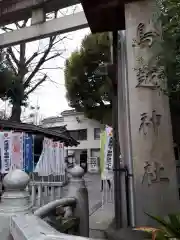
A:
<box><xmin>60</xmin><ymin>143</ymin><xmax>65</xmax><ymax>175</ymax></box>
<box><xmin>34</xmin><ymin>138</ymin><xmax>45</xmax><ymax>175</ymax></box>
<box><xmin>46</xmin><ymin>138</ymin><xmax>53</xmax><ymax>176</ymax></box>
<box><xmin>52</xmin><ymin>141</ymin><xmax>58</xmax><ymax>175</ymax></box>
<box><xmin>100</xmin><ymin>130</ymin><xmax>106</xmax><ymax>180</ymax></box>
<box><xmin>54</xmin><ymin>141</ymin><xmax>60</xmax><ymax>176</ymax></box>
<box><xmin>34</xmin><ymin>138</ymin><xmax>52</xmax><ymax>176</ymax></box>
<box><xmin>104</xmin><ymin>126</ymin><xmax>113</xmax><ymax>179</ymax></box>
<box><xmin>34</xmin><ymin>138</ymin><xmax>65</xmax><ymax>177</ymax></box>
<box><xmin>0</xmin><ymin>132</ymin><xmax>4</xmax><ymax>173</ymax></box>
<box><xmin>23</xmin><ymin>134</ymin><xmax>33</xmax><ymax>173</ymax></box>
<box><xmin>1</xmin><ymin>132</ymin><xmax>12</xmax><ymax>173</ymax></box>
<box><xmin>42</xmin><ymin>138</ymin><xmax>49</xmax><ymax>176</ymax></box>
<box><xmin>100</xmin><ymin>126</ymin><xmax>113</xmax><ymax>180</ymax></box>
<box><xmin>11</xmin><ymin>132</ymin><xmax>24</xmax><ymax>170</ymax></box>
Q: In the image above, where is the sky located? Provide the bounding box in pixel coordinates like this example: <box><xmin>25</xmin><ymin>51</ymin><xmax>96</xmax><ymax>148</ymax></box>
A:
<box><xmin>28</xmin><ymin>27</ymin><xmax>90</xmax><ymax>120</ymax></box>
<box><xmin>0</xmin><ymin>5</ymin><xmax>90</xmax><ymax>122</ymax></box>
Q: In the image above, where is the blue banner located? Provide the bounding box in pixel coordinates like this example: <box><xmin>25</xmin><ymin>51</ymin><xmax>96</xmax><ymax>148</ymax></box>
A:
<box><xmin>23</xmin><ymin>134</ymin><xmax>33</xmax><ymax>173</ymax></box>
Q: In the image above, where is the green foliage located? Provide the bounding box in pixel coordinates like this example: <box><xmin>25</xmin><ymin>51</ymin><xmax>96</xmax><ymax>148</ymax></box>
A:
<box><xmin>135</xmin><ymin>213</ymin><xmax>180</xmax><ymax>240</ymax></box>
<box><xmin>65</xmin><ymin>33</ymin><xmax>112</xmax><ymax>124</ymax></box>
<box><xmin>158</xmin><ymin>0</ymin><xmax>180</xmax><ymax>112</ymax></box>
<box><xmin>0</xmin><ymin>58</ymin><xmax>19</xmax><ymax>100</ymax></box>
<box><xmin>0</xmin><ymin>66</ymin><xmax>26</xmax><ymax>107</ymax></box>
<box><xmin>65</xmin><ymin>0</ymin><xmax>180</xmax><ymax>121</ymax></box>
<box><xmin>46</xmin><ymin>215</ymin><xmax>80</xmax><ymax>235</ymax></box>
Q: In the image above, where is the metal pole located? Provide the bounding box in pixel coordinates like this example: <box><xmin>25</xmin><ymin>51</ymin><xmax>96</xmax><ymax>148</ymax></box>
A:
<box><xmin>111</xmin><ymin>31</ymin><xmax>122</xmax><ymax>229</ymax></box>
<box><xmin>118</xmin><ymin>31</ymin><xmax>136</xmax><ymax>227</ymax></box>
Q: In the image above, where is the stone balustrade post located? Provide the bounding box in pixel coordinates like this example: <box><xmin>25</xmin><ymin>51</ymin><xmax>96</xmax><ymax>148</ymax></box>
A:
<box><xmin>0</xmin><ymin>169</ymin><xmax>32</xmax><ymax>240</ymax></box>
<box><xmin>66</xmin><ymin>165</ymin><xmax>89</xmax><ymax>237</ymax></box>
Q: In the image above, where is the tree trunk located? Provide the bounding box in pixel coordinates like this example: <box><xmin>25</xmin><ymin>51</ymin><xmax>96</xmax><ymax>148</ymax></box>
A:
<box><xmin>10</xmin><ymin>102</ymin><xmax>21</xmax><ymax>122</ymax></box>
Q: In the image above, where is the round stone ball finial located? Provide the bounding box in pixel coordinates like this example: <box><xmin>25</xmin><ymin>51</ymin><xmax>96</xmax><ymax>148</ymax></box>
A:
<box><xmin>70</xmin><ymin>165</ymin><xmax>84</xmax><ymax>178</ymax></box>
<box><xmin>3</xmin><ymin>169</ymin><xmax>30</xmax><ymax>191</ymax></box>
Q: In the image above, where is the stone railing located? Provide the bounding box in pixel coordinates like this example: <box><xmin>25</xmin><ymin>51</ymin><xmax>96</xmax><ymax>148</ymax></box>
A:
<box><xmin>10</xmin><ymin>214</ymin><xmax>94</xmax><ymax>240</ymax></box>
<box><xmin>28</xmin><ymin>171</ymin><xmax>67</xmax><ymax>208</ymax></box>
<box><xmin>29</xmin><ymin>181</ymin><xmax>64</xmax><ymax>208</ymax></box>
<box><xmin>0</xmin><ymin>165</ymin><xmax>89</xmax><ymax>240</ymax></box>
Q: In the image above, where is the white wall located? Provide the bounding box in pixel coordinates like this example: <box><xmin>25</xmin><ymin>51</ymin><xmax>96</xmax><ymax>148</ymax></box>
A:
<box><xmin>42</xmin><ymin>112</ymin><xmax>101</xmax><ymax>152</ymax></box>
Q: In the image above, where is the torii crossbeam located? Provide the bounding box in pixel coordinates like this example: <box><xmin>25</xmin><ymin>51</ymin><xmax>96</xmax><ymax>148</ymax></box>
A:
<box><xmin>0</xmin><ymin>0</ymin><xmax>87</xmax><ymax>47</ymax></box>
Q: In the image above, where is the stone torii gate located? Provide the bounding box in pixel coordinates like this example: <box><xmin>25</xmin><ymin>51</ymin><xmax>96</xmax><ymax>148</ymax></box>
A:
<box><xmin>0</xmin><ymin>0</ymin><xmax>179</xmax><ymax>229</ymax></box>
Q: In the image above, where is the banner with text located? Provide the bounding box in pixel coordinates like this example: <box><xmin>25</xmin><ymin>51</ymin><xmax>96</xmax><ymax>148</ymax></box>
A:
<box><xmin>100</xmin><ymin>126</ymin><xmax>113</xmax><ymax>180</ymax></box>
<box><xmin>34</xmin><ymin>138</ymin><xmax>65</xmax><ymax>176</ymax></box>
<box><xmin>23</xmin><ymin>134</ymin><xmax>33</xmax><ymax>173</ymax></box>
<box><xmin>1</xmin><ymin>132</ymin><xmax>12</xmax><ymax>173</ymax></box>
<box><xmin>11</xmin><ymin>132</ymin><xmax>24</xmax><ymax>170</ymax></box>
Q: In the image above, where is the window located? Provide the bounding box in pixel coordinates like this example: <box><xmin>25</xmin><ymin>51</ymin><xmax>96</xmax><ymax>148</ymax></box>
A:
<box><xmin>94</xmin><ymin>128</ymin><xmax>100</xmax><ymax>140</ymax></box>
<box><xmin>78</xmin><ymin>129</ymin><xmax>87</xmax><ymax>140</ymax></box>
<box><xmin>69</xmin><ymin>129</ymin><xmax>87</xmax><ymax>141</ymax></box>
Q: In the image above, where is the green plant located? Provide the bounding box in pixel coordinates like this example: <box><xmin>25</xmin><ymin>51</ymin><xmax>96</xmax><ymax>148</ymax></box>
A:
<box><xmin>134</xmin><ymin>213</ymin><xmax>180</xmax><ymax>240</ymax></box>
<box><xmin>46</xmin><ymin>215</ymin><xmax>80</xmax><ymax>234</ymax></box>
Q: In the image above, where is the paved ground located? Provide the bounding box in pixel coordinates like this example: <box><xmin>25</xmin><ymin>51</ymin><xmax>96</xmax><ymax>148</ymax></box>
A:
<box><xmin>84</xmin><ymin>173</ymin><xmax>114</xmax><ymax>239</ymax></box>
<box><xmin>84</xmin><ymin>173</ymin><xmax>103</xmax><ymax>215</ymax></box>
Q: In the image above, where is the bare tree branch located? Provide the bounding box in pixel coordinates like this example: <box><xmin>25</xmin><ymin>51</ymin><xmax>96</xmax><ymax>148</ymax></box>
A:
<box><xmin>46</xmin><ymin>74</ymin><xmax>65</xmax><ymax>87</ymax></box>
<box><xmin>6</xmin><ymin>55</ymin><xmax>18</xmax><ymax>75</ymax></box>
<box><xmin>37</xmin><ymin>36</ymin><xmax>67</xmax><ymax>55</ymax></box>
<box><xmin>23</xmin><ymin>36</ymin><xmax>57</xmax><ymax>89</ymax></box>
<box><xmin>38</xmin><ymin>67</ymin><xmax>63</xmax><ymax>71</ymax></box>
<box><xmin>7</xmin><ymin>47</ymin><xmax>19</xmax><ymax>68</ymax></box>
<box><xmin>15</xmin><ymin>22</ymin><xmax>21</xmax><ymax>29</ymax></box>
<box><xmin>15</xmin><ymin>19</ymin><xmax>29</xmax><ymax>29</ymax></box>
<box><xmin>22</xmin><ymin>19</ymin><xmax>29</xmax><ymax>27</ymax></box>
<box><xmin>25</xmin><ymin>75</ymin><xmax>47</xmax><ymax>96</ymax></box>
<box><xmin>43</xmin><ymin>53</ymin><xmax>62</xmax><ymax>62</ymax></box>
<box><xmin>12</xmin><ymin>46</ymin><xmax>20</xmax><ymax>54</ymax></box>
<box><xmin>25</xmin><ymin>52</ymin><xmax>38</xmax><ymax>67</ymax></box>
<box><xmin>27</xmin><ymin>52</ymin><xmax>64</xmax><ymax>69</ymax></box>
<box><xmin>1</xmin><ymin>26</ymin><xmax>14</xmax><ymax>32</ymax></box>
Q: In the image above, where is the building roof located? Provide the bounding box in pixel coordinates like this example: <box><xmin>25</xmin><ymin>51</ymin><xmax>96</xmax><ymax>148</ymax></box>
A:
<box><xmin>80</xmin><ymin>0</ymin><xmax>143</xmax><ymax>33</ymax></box>
<box><xmin>61</xmin><ymin>109</ymin><xmax>82</xmax><ymax>116</ymax></box>
<box><xmin>41</xmin><ymin>116</ymin><xmax>64</xmax><ymax>125</ymax></box>
<box><xmin>41</xmin><ymin>110</ymin><xmax>83</xmax><ymax>123</ymax></box>
<box><xmin>80</xmin><ymin>0</ymin><xmax>124</xmax><ymax>32</ymax></box>
<box><xmin>0</xmin><ymin>120</ymin><xmax>78</xmax><ymax>147</ymax></box>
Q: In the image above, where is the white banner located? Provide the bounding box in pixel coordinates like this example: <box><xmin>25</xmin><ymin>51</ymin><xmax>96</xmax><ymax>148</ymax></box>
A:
<box><xmin>34</xmin><ymin>138</ymin><xmax>46</xmax><ymax>176</ymax></box>
<box><xmin>34</xmin><ymin>138</ymin><xmax>65</xmax><ymax>177</ymax></box>
<box><xmin>1</xmin><ymin>132</ymin><xmax>12</xmax><ymax>173</ymax></box>
<box><xmin>54</xmin><ymin>142</ymin><xmax>65</xmax><ymax>175</ymax></box>
<box><xmin>41</xmin><ymin>138</ymin><xmax>50</xmax><ymax>176</ymax></box>
<box><xmin>60</xmin><ymin>143</ymin><xmax>65</xmax><ymax>175</ymax></box>
<box><xmin>54</xmin><ymin>141</ymin><xmax>60</xmax><ymax>175</ymax></box>
<box><xmin>11</xmin><ymin>132</ymin><xmax>24</xmax><ymax>169</ymax></box>
<box><xmin>103</xmin><ymin>126</ymin><xmax>113</xmax><ymax>180</ymax></box>
<box><xmin>48</xmin><ymin>139</ymin><xmax>55</xmax><ymax>175</ymax></box>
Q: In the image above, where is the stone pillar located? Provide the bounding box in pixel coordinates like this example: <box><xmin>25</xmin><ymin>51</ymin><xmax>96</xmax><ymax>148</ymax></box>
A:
<box><xmin>0</xmin><ymin>169</ymin><xmax>31</xmax><ymax>240</ymax></box>
<box><xmin>124</xmin><ymin>0</ymin><xmax>179</xmax><ymax>226</ymax></box>
<box><xmin>66</xmin><ymin>165</ymin><xmax>89</xmax><ymax>237</ymax></box>
<box><xmin>31</xmin><ymin>8</ymin><xmax>45</xmax><ymax>25</ymax></box>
